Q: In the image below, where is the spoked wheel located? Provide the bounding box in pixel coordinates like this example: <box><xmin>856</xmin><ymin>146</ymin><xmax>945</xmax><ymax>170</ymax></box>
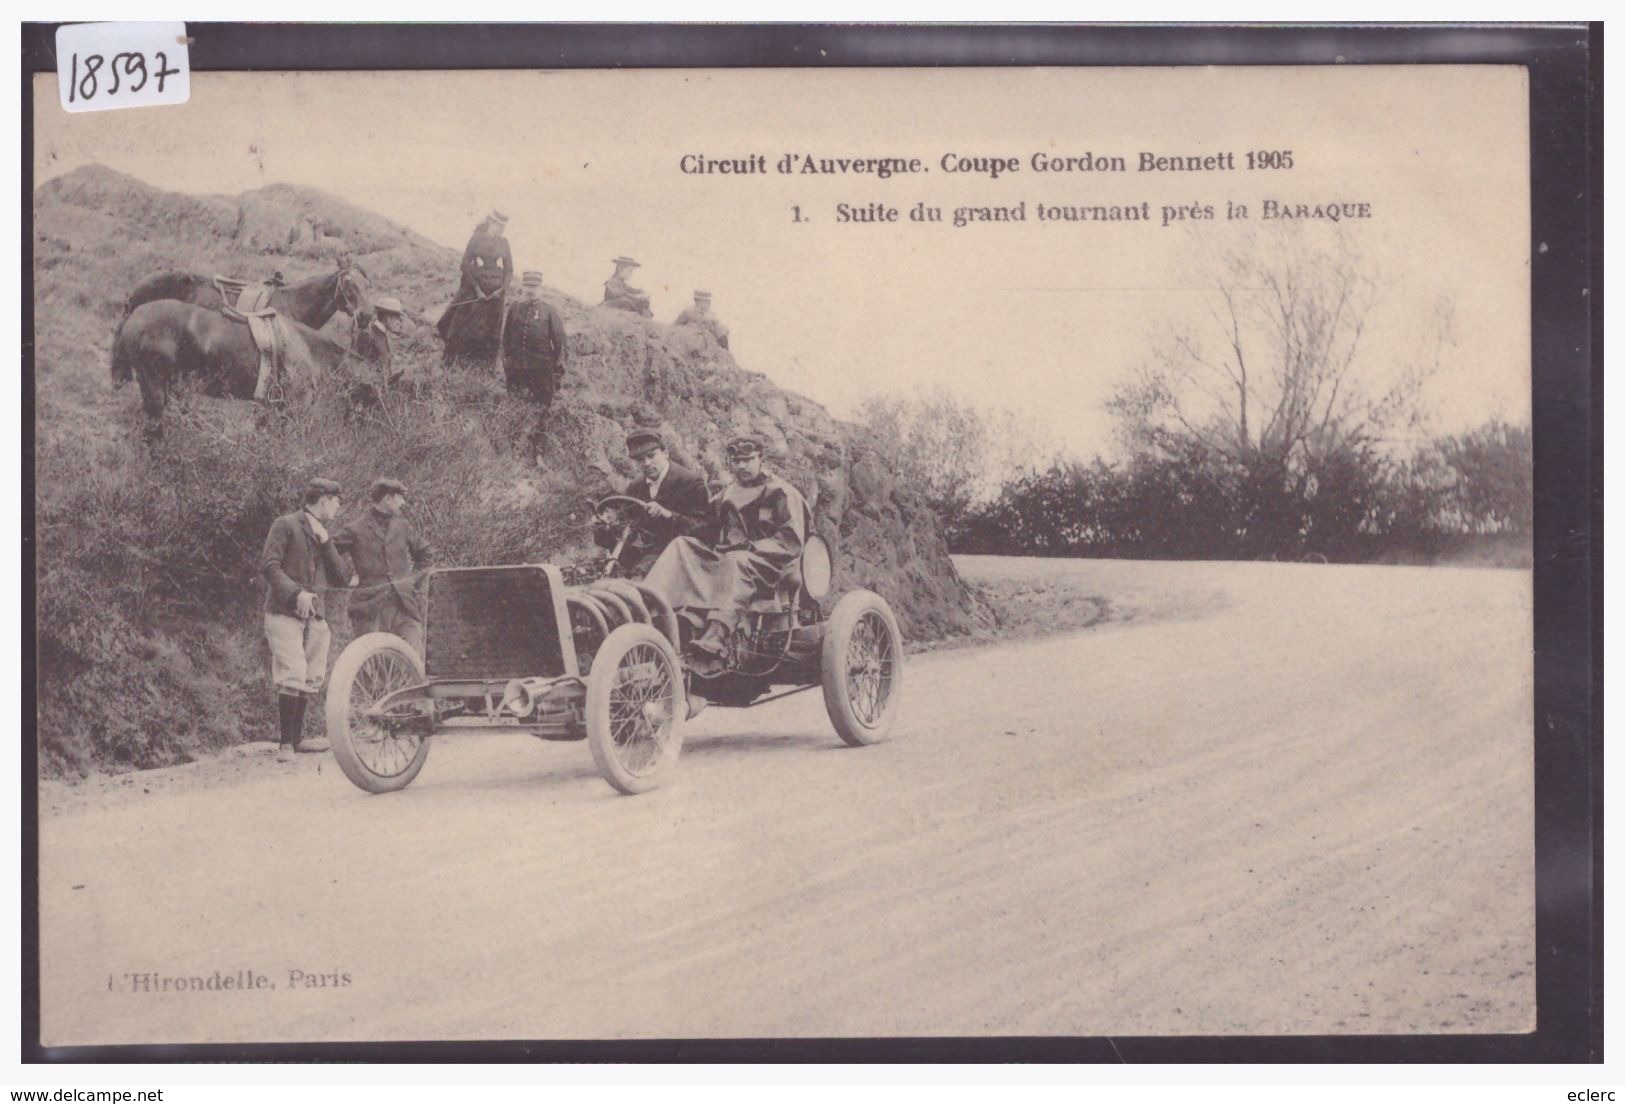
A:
<box><xmin>821</xmin><ymin>589</ymin><xmax>904</xmax><ymax>747</ymax></box>
<box><xmin>326</xmin><ymin>632</ymin><xmax>432</xmax><ymax>794</ymax></box>
<box><xmin>585</xmin><ymin>623</ymin><xmax>686</xmax><ymax>795</ymax></box>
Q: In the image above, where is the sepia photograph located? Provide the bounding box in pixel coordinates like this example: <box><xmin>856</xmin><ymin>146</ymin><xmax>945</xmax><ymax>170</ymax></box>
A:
<box><xmin>24</xmin><ymin>28</ymin><xmax>1586</xmax><ymax>1059</ymax></box>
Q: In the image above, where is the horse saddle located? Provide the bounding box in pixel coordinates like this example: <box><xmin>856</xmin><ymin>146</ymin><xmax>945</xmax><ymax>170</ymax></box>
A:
<box><xmin>211</xmin><ymin>275</ymin><xmax>288</xmax><ymax>399</ymax></box>
<box><xmin>244</xmin><ymin>313</ymin><xmax>290</xmax><ymax>401</ymax></box>
<box><xmin>235</xmin><ymin>283</ymin><xmax>277</xmax><ymax>312</ymax></box>
<box><xmin>212</xmin><ymin>275</ymin><xmax>279</xmax><ymax>314</ymax></box>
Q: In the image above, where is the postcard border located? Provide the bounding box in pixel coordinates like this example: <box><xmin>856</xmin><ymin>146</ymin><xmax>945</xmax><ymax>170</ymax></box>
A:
<box><xmin>19</xmin><ymin>20</ymin><xmax>1601</xmax><ymax>1065</ymax></box>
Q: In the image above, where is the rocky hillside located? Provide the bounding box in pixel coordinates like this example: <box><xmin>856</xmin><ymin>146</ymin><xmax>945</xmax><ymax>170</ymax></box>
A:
<box><xmin>33</xmin><ymin>165</ymin><xmax>990</xmax><ymax>776</ymax></box>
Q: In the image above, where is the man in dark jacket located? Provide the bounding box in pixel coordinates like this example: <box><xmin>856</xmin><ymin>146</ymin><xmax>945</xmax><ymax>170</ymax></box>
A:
<box><xmin>261</xmin><ymin>477</ymin><xmax>348</xmax><ymax>760</ymax></box>
<box><xmin>333</xmin><ymin>477</ymin><xmax>435</xmax><ymax>657</ymax></box>
<box><xmin>643</xmin><ymin>434</ymin><xmax>809</xmax><ymax>666</ymax></box>
<box><xmin>593</xmin><ymin>428</ymin><xmax>712</xmax><ymax>578</ymax></box>
<box><xmin>503</xmin><ymin>270</ymin><xmax>568</xmax><ymax>405</ymax></box>
<box><xmin>438</xmin><ymin>210</ymin><xmax>513</xmax><ymax>360</ymax></box>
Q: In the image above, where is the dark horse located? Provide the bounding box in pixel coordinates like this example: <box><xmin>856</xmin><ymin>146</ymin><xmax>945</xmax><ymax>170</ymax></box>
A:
<box><xmin>112</xmin><ymin>258</ymin><xmax>374</xmax><ymax>384</ymax></box>
<box><xmin>113</xmin><ymin>300</ymin><xmax>392</xmax><ymax>420</ymax></box>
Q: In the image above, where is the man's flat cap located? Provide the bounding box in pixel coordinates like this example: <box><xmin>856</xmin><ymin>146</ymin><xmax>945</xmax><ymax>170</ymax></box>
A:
<box><xmin>613</xmin><ymin>256</ymin><xmax>640</xmax><ymax>268</ymax></box>
<box><xmin>370</xmin><ymin>477</ymin><xmax>408</xmax><ymax>501</ymax></box>
<box><xmin>306</xmin><ymin>477</ymin><xmax>342</xmax><ymax>498</ymax></box>
<box><xmin>626</xmin><ymin>428</ymin><xmax>666</xmax><ymax>454</ymax></box>
<box><xmin>693</xmin><ymin>290</ymin><xmax>712</xmax><ymax>301</ymax></box>
<box><xmin>488</xmin><ymin>210</ymin><xmax>509</xmax><ymax>226</ymax></box>
<box><xmin>521</xmin><ymin>271</ymin><xmax>545</xmax><ymax>289</ymax></box>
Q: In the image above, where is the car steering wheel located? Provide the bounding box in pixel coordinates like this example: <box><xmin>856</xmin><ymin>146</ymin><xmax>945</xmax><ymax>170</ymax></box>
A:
<box><xmin>593</xmin><ymin>495</ymin><xmax>659</xmax><ymax>549</ymax></box>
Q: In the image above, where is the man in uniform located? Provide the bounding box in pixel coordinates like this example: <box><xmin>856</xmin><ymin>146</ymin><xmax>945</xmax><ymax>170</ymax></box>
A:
<box><xmin>601</xmin><ymin>256</ymin><xmax>653</xmax><ymax>317</ymax></box>
<box><xmin>503</xmin><ymin>270</ymin><xmax>569</xmax><ymax>405</ymax></box>
<box><xmin>439</xmin><ymin>210</ymin><xmax>513</xmax><ymax>360</ymax></box>
<box><xmin>674</xmin><ymin>290</ymin><xmax>730</xmax><ymax>350</ymax></box>
<box><xmin>643</xmin><ymin>433</ymin><xmax>809</xmax><ymax>665</ymax></box>
<box><xmin>593</xmin><ymin>428</ymin><xmax>712</xmax><ymax>578</ymax></box>
<box><xmin>333</xmin><ymin>478</ymin><xmax>435</xmax><ymax>657</ymax></box>
<box><xmin>261</xmin><ymin>477</ymin><xmax>349</xmax><ymax>760</ymax></box>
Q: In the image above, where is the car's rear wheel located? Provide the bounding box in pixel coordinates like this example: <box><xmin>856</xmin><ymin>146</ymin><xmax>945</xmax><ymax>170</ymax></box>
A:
<box><xmin>586</xmin><ymin>623</ymin><xmax>686</xmax><ymax>795</ymax></box>
<box><xmin>821</xmin><ymin>590</ymin><xmax>904</xmax><ymax>747</ymax></box>
<box><xmin>327</xmin><ymin>632</ymin><xmax>431</xmax><ymax>793</ymax></box>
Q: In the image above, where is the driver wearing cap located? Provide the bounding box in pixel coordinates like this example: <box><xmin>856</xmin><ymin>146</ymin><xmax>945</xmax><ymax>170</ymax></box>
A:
<box><xmin>593</xmin><ymin>428</ymin><xmax>711</xmax><ymax>578</ymax></box>
<box><xmin>642</xmin><ymin>432</ymin><xmax>809</xmax><ymax>665</ymax></box>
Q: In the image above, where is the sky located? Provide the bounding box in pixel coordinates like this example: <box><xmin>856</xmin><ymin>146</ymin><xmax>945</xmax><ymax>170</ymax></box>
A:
<box><xmin>34</xmin><ymin>66</ymin><xmax>1531</xmax><ymax>460</ymax></box>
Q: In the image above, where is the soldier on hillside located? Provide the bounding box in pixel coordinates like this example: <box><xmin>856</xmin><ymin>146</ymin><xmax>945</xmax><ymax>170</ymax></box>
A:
<box><xmin>601</xmin><ymin>256</ymin><xmax>652</xmax><ymax>317</ymax></box>
<box><xmin>675</xmin><ymin>290</ymin><xmax>730</xmax><ymax>350</ymax></box>
<box><xmin>503</xmin><ymin>270</ymin><xmax>568</xmax><ymax>405</ymax></box>
<box><xmin>260</xmin><ymin>478</ymin><xmax>348</xmax><ymax>761</ymax></box>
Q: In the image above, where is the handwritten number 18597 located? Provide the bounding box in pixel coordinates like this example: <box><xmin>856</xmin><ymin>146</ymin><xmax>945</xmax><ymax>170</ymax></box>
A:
<box><xmin>67</xmin><ymin>51</ymin><xmax>181</xmax><ymax>103</ymax></box>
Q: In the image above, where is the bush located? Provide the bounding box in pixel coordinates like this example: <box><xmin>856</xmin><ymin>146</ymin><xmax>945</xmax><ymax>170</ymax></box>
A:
<box><xmin>957</xmin><ymin>419</ymin><xmax>1531</xmax><ymax>565</ymax></box>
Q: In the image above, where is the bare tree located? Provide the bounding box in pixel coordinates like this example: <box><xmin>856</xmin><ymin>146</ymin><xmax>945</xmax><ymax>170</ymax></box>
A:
<box><xmin>1108</xmin><ymin>236</ymin><xmax>1452</xmax><ymax>553</ymax></box>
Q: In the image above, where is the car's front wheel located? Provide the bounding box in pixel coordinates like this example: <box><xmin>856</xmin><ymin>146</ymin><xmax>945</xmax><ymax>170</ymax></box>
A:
<box><xmin>326</xmin><ymin>632</ymin><xmax>431</xmax><ymax>794</ymax></box>
<box><xmin>585</xmin><ymin>623</ymin><xmax>687</xmax><ymax>795</ymax></box>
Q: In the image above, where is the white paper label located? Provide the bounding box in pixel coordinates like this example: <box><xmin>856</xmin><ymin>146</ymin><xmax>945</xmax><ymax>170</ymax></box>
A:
<box><xmin>55</xmin><ymin>22</ymin><xmax>190</xmax><ymax>113</ymax></box>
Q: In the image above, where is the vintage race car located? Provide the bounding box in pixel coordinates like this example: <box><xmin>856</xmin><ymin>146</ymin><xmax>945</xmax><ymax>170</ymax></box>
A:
<box><xmin>325</xmin><ymin>496</ymin><xmax>903</xmax><ymax>796</ymax></box>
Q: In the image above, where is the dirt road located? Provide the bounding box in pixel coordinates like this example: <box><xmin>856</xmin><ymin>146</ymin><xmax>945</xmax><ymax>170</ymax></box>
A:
<box><xmin>38</xmin><ymin>558</ymin><xmax>1534</xmax><ymax>1043</ymax></box>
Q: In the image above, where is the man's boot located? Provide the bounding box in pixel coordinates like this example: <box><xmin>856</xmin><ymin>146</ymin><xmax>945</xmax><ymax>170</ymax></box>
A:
<box><xmin>292</xmin><ymin>695</ymin><xmax>330</xmax><ymax>754</ymax></box>
<box><xmin>692</xmin><ymin>619</ymin><xmax>730</xmax><ymax>657</ymax></box>
<box><xmin>276</xmin><ymin>693</ymin><xmax>301</xmax><ymax>761</ymax></box>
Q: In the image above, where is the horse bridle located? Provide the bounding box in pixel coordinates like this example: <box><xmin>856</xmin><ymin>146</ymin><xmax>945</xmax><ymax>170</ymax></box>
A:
<box><xmin>333</xmin><ymin>263</ymin><xmax>373</xmax><ymax>317</ymax></box>
<box><xmin>332</xmin><ymin>263</ymin><xmax>387</xmax><ymax>359</ymax></box>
